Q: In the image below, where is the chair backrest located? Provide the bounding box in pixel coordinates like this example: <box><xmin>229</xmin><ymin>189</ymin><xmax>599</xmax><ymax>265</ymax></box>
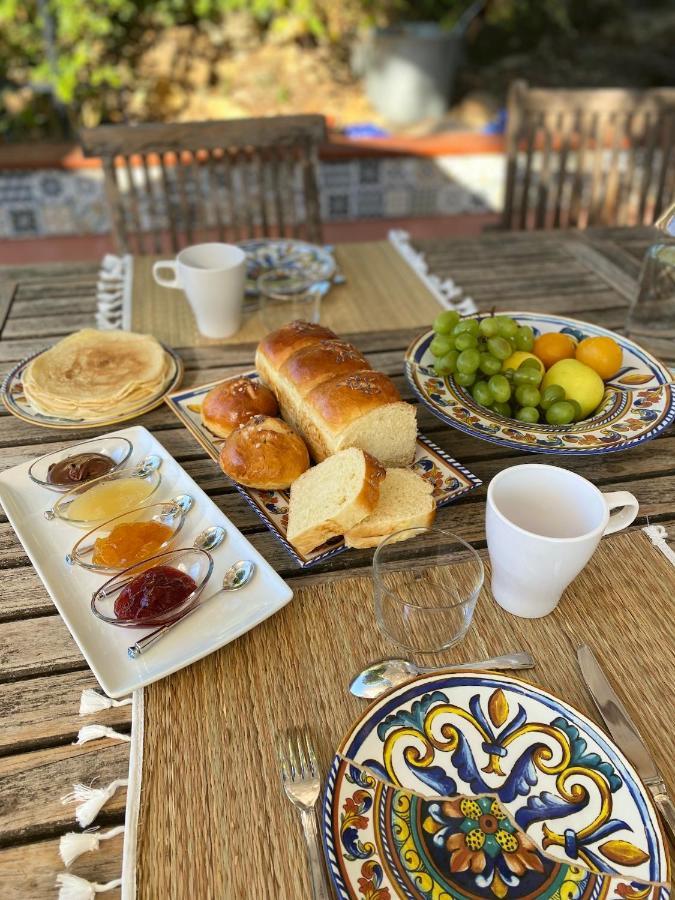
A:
<box><xmin>503</xmin><ymin>80</ymin><xmax>675</xmax><ymax>231</ymax></box>
<box><xmin>80</xmin><ymin>115</ymin><xmax>327</xmax><ymax>253</ymax></box>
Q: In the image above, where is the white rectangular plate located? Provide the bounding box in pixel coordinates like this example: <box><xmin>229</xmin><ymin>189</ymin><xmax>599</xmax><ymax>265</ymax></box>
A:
<box><xmin>166</xmin><ymin>372</ymin><xmax>482</xmax><ymax>567</ymax></box>
<box><xmin>0</xmin><ymin>425</ymin><xmax>293</xmax><ymax>697</ymax></box>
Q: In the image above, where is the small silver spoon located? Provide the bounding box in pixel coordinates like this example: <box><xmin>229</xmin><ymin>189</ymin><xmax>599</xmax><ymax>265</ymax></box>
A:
<box><xmin>127</xmin><ymin>559</ymin><xmax>256</xmax><ymax>659</ymax></box>
<box><xmin>350</xmin><ymin>651</ymin><xmax>535</xmax><ymax>699</ymax></box>
<box><xmin>193</xmin><ymin>525</ymin><xmax>226</xmax><ymax>552</ymax></box>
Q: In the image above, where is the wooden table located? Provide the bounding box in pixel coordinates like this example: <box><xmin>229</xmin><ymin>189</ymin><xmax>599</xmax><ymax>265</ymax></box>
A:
<box><xmin>1</xmin><ymin>228</ymin><xmax>673</xmax><ymax>899</ymax></box>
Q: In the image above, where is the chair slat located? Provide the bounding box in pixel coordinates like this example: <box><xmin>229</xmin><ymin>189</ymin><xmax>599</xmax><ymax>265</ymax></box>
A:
<box><xmin>205</xmin><ymin>150</ymin><xmax>225</xmax><ymax>243</ymax></box>
<box><xmin>159</xmin><ymin>153</ymin><xmax>179</xmax><ymax>253</ymax></box>
<box><xmin>552</xmin><ymin>111</ymin><xmax>571</xmax><ymax>229</ymax></box>
<box><xmin>140</xmin><ymin>154</ymin><xmax>163</xmax><ymax>253</ymax></box>
<box><xmin>270</xmin><ymin>148</ymin><xmax>286</xmax><ymax>238</ymax></box>
<box><xmin>638</xmin><ymin>111</ymin><xmax>659</xmax><ymax>224</ymax></box>
<box><xmin>123</xmin><ymin>156</ymin><xmax>144</xmax><ymax>254</ymax></box>
<box><xmin>518</xmin><ymin>113</ymin><xmax>538</xmax><ymax>230</ymax></box>
<box><xmin>535</xmin><ymin>114</ymin><xmax>554</xmax><ymax>229</ymax></box>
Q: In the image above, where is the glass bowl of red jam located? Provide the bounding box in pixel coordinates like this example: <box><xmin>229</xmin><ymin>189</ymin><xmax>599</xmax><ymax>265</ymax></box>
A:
<box><xmin>67</xmin><ymin>495</ymin><xmax>193</xmax><ymax>574</ymax></box>
<box><xmin>29</xmin><ymin>437</ymin><xmax>134</xmax><ymax>492</ymax></box>
<box><xmin>91</xmin><ymin>547</ymin><xmax>213</xmax><ymax>628</ymax></box>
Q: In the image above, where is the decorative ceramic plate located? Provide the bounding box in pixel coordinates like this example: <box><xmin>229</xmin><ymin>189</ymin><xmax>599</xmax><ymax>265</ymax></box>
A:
<box><xmin>323</xmin><ymin>672</ymin><xmax>670</xmax><ymax>899</ymax></box>
<box><xmin>165</xmin><ymin>372</ymin><xmax>481</xmax><ymax>568</ymax></box>
<box><xmin>405</xmin><ymin>312</ymin><xmax>675</xmax><ymax>455</ymax></box>
<box><xmin>238</xmin><ymin>238</ymin><xmax>336</xmax><ymax>294</ymax></box>
<box><xmin>2</xmin><ymin>343</ymin><xmax>183</xmax><ymax>430</ymax></box>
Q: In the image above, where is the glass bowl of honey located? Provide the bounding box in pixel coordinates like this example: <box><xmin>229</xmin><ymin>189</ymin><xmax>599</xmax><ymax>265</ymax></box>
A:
<box><xmin>28</xmin><ymin>436</ymin><xmax>134</xmax><ymax>492</ymax></box>
<box><xmin>66</xmin><ymin>495</ymin><xmax>194</xmax><ymax>574</ymax></box>
<box><xmin>45</xmin><ymin>456</ymin><xmax>162</xmax><ymax>528</ymax></box>
<box><xmin>91</xmin><ymin>547</ymin><xmax>213</xmax><ymax>628</ymax></box>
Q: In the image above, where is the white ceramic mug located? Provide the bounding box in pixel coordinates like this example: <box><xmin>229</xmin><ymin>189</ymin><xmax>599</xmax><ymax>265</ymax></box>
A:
<box><xmin>153</xmin><ymin>243</ymin><xmax>246</xmax><ymax>338</ymax></box>
<box><xmin>486</xmin><ymin>464</ymin><xmax>639</xmax><ymax>618</ymax></box>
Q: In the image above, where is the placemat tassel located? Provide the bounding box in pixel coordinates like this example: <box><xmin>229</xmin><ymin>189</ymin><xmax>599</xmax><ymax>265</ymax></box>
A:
<box><xmin>61</xmin><ymin>779</ymin><xmax>129</xmax><ymax>828</ymax></box>
<box><xmin>643</xmin><ymin>524</ymin><xmax>675</xmax><ymax>566</ymax></box>
<box><xmin>56</xmin><ymin>874</ymin><xmax>122</xmax><ymax>900</ymax></box>
<box><xmin>59</xmin><ymin>826</ymin><xmax>126</xmax><ymax>866</ymax></box>
<box><xmin>75</xmin><ymin>725</ymin><xmax>131</xmax><ymax>745</ymax></box>
<box><xmin>79</xmin><ymin>689</ymin><xmax>132</xmax><ymax>715</ymax></box>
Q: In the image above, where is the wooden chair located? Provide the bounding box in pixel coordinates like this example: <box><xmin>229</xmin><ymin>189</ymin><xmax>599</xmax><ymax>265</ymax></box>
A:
<box><xmin>80</xmin><ymin>115</ymin><xmax>327</xmax><ymax>253</ymax></box>
<box><xmin>503</xmin><ymin>81</ymin><xmax>675</xmax><ymax>231</ymax></box>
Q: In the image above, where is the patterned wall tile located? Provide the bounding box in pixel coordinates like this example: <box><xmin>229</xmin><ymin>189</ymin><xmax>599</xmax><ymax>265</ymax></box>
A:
<box><xmin>0</xmin><ymin>154</ymin><xmax>499</xmax><ymax>238</ymax></box>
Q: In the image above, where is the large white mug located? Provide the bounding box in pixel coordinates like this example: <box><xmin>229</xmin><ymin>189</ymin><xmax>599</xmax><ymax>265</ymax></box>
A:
<box><xmin>486</xmin><ymin>464</ymin><xmax>639</xmax><ymax>618</ymax></box>
<box><xmin>153</xmin><ymin>243</ymin><xmax>246</xmax><ymax>338</ymax></box>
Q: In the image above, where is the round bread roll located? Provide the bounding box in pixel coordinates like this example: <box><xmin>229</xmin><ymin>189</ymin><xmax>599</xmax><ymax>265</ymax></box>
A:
<box><xmin>219</xmin><ymin>416</ymin><xmax>310</xmax><ymax>490</ymax></box>
<box><xmin>201</xmin><ymin>377</ymin><xmax>279</xmax><ymax>438</ymax></box>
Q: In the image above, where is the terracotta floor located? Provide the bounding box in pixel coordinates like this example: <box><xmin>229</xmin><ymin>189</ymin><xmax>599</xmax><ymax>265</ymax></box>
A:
<box><xmin>0</xmin><ymin>213</ymin><xmax>500</xmax><ymax>265</ymax></box>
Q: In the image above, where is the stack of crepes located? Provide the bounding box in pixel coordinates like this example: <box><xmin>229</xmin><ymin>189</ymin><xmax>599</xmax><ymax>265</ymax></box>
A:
<box><xmin>23</xmin><ymin>329</ymin><xmax>172</xmax><ymax>421</ymax></box>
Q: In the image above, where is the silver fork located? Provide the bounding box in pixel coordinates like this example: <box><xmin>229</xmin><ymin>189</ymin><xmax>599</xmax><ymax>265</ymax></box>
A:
<box><xmin>278</xmin><ymin>731</ymin><xmax>330</xmax><ymax>900</ymax></box>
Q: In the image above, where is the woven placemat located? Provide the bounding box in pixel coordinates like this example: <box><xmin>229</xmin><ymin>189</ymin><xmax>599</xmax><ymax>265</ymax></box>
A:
<box><xmin>136</xmin><ymin>528</ymin><xmax>674</xmax><ymax>898</ymax></box>
<box><xmin>128</xmin><ymin>241</ymin><xmax>443</xmax><ymax>346</ymax></box>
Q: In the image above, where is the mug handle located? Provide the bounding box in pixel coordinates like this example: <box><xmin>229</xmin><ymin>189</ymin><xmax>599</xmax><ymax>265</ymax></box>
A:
<box><xmin>603</xmin><ymin>491</ymin><xmax>639</xmax><ymax>535</ymax></box>
<box><xmin>153</xmin><ymin>260</ymin><xmax>180</xmax><ymax>289</ymax></box>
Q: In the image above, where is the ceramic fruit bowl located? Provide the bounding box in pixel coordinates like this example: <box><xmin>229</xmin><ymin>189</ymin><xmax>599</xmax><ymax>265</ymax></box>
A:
<box><xmin>405</xmin><ymin>311</ymin><xmax>674</xmax><ymax>455</ymax></box>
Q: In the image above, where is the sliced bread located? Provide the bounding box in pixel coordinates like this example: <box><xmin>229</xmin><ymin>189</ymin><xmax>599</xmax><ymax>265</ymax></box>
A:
<box><xmin>344</xmin><ymin>467</ymin><xmax>435</xmax><ymax>549</ymax></box>
<box><xmin>287</xmin><ymin>448</ymin><xmax>385</xmax><ymax>555</ymax></box>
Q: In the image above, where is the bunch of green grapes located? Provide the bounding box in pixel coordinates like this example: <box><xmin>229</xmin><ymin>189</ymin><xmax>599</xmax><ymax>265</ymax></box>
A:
<box><xmin>430</xmin><ymin>311</ymin><xmax>580</xmax><ymax>425</ymax></box>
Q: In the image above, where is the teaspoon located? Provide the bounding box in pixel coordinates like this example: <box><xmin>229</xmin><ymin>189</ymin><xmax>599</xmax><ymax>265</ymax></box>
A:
<box><xmin>350</xmin><ymin>651</ymin><xmax>535</xmax><ymax>699</ymax></box>
<box><xmin>127</xmin><ymin>559</ymin><xmax>256</xmax><ymax>659</ymax></box>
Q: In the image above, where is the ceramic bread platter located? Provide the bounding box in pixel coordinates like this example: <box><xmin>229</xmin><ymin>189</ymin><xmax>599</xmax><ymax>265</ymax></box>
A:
<box><xmin>165</xmin><ymin>371</ymin><xmax>482</xmax><ymax>567</ymax></box>
<box><xmin>0</xmin><ymin>425</ymin><xmax>292</xmax><ymax>697</ymax></box>
<box><xmin>406</xmin><ymin>311</ymin><xmax>675</xmax><ymax>455</ymax></box>
<box><xmin>323</xmin><ymin>671</ymin><xmax>671</xmax><ymax>899</ymax></box>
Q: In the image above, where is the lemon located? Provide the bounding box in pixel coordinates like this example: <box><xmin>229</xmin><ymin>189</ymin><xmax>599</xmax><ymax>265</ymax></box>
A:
<box><xmin>502</xmin><ymin>351</ymin><xmax>544</xmax><ymax>375</ymax></box>
<box><xmin>541</xmin><ymin>359</ymin><xmax>605</xmax><ymax>418</ymax></box>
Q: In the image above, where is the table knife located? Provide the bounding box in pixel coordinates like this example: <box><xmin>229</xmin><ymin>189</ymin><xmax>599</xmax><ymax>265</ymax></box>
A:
<box><xmin>577</xmin><ymin>644</ymin><xmax>675</xmax><ymax>846</ymax></box>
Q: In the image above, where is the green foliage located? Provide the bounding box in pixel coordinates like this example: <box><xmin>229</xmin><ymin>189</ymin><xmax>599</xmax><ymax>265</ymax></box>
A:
<box><xmin>0</xmin><ymin>0</ymin><xmax>671</xmax><ymax>140</ymax></box>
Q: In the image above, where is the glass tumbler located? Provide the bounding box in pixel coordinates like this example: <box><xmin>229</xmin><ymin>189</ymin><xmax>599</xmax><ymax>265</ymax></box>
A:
<box><xmin>373</xmin><ymin>527</ymin><xmax>484</xmax><ymax>654</ymax></box>
<box><xmin>625</xmin><ymin>201</ymin><xmax>675</xmax><ymax>358</ymax></box>
<box><xmin>258</xmin><ymin>269</ymin><xmax>322</xmax><ymax>331</ymax></box>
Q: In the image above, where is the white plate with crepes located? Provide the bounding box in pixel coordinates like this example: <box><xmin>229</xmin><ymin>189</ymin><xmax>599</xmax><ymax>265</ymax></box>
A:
<box><xmin>0</xmin><ymin>425</ymin><xmax>292</xmax><ymax>697</ymax></box>
<box><xmin>1</xmin><ymin>331</ymin><xmax>184</xmax><ymax>430</ymax></box>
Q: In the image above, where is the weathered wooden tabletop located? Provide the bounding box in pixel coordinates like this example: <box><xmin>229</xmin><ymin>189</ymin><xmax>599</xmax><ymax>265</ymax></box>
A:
<box><xmin>1</xmin><ymin>227</ymin><xmax>673</xmax><ymax>899</ymax></box>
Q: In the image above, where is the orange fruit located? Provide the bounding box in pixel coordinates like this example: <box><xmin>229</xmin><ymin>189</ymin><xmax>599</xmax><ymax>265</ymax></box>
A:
<box><xmin>575</xmin><ymin>336</ymin><xmax>623</xmax><ymax>380</ymax></box>
<box><xmin>532</xmin><ymin>332</ymin><xmax>577</xmax><ymax>369</ymax></box>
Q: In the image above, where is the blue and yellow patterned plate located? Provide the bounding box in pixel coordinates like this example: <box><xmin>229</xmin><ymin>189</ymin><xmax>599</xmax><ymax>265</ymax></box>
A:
<box><xmin>165</xmin><ymin>371</ymin><xmax>481</xmax><ymax>568</ymax></box>
<box><xmin>323</xmin><ymin>671</ymin><xmax>671</xmax><ymax>899</ymax></box>
<box><xmin>405</xmin><ymin>312</ymin><xmax>675</xmax><ymax>455</ymax></box>
<box><xmin>238</xmin><ymin>238</ymin><xmax>336</xmax><ymax>295</ymax></box>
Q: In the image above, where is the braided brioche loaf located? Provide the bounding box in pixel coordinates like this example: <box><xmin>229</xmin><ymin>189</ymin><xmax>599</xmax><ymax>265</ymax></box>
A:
<box><xmin>254</xmin><ymin>321</ymin><xmax>417</xmax><ymax>467</ymax></box>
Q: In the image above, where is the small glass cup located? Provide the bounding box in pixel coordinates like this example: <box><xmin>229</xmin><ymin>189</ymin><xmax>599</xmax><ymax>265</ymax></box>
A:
<box><xmin>373</xmin><ymin>527</ymin><xmax>484</xmax><ymax>654</ymax></box>
<box><xmin>625</xmin><ymin>201</ymin><xmax>675</xmax><ymax>358</ymax></box>
<box><xmin>257</xmin><ymin>269</ymin><xmax>322</xmax><ymax>331</ymax></box>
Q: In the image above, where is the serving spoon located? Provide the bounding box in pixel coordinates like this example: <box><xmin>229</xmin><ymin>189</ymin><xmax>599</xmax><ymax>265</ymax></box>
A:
<box><xmin>127</xmin><ymin>558</ymin><xmax>256</xmax><ymax>659</ymax></box>
<box><xmin>350</xmin><ymin>651</ymin><xmax>535</xmax><ymax>699</ymax></box>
